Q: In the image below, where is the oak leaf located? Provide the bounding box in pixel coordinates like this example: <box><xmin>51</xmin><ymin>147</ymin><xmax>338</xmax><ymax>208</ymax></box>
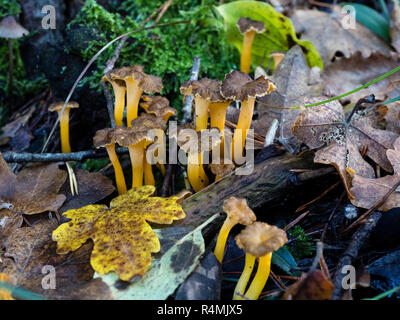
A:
<box><xmin>291</xmin><ymin>98</ymin><xmax>399</xmax><ymax>198</ymax></box>
<box><xmin>52</xmin><ymin>185</ymin><xmax>186</xmax><ymax>281</ymax></box>
<box><xmin>0</xmin><ymin>154</ymin><xmax>67</xmax><ymax>247</ymax></box>
<box><xmin>349</xmin><ymin>136</ymin><xmax>400</xmax><ymax>210</ymax></box>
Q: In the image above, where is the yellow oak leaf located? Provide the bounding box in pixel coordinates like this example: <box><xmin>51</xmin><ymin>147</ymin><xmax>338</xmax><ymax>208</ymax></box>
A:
<box><xmin>0</xmin><ymin>273</ymin><xmax>14</xmax><ymax>300</ymax></box>
<box><xmin>52</xmin><ymin>185</ymin><xmax>185</xmax><ymax>281</ymax></box>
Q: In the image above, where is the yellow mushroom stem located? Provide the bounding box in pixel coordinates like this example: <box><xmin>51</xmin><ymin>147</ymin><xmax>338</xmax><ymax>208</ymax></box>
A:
<box><xmin>240</xmin><ymin>30</ymin><xmax>256</xmax><ymax>74</ymax></box>
<box><xmin>143</xmin><ymin>140</ymin><xmax>155</xmax><ymax>185</ymax></box>
<box><xmin>105</xmin><ymin>143</ymin><xmax>127</xmax><ymax>195</ymax></box>
<box><xmin>209</xmin><ymin>101</ymin><xmax>230</xmax><ymax>155</ymax></box>
<box><xmin>58</xmin><ymin>108</ymin><xmax>71</xmax><ymax>153</ymax></box>
<box><xmin>187</xmin><ymin>152</ymin><xmax>209</xmax><ymax>193</ymax></box>
<box><xmin>125</xmin><ymin>79</ymin><xmax>143</xmax><ymax>127</ymax></box>
<box><xmin>233</xmin><ymin>254</ymin><xmax>256</xmax><ymax>300</ymax></box>
<box><xmin>110</xmin><ymin>82</ymin><xmax>126</xmax><ymax>127</ymax></box>
<box><xmin>232</xmin><ymin>97</ymin><xmax>256</xmax><ymax>162</ymax></box>
<box><xmin>214</xmin><ymin>217</ymin><xmax>237</xmax><ymax>263</ymax></box>
<box><xmin>194</xmin><ymin>96</ymin><xmax>210</xmax><ymax>131</ymax></box>
<box><xmin>243</xmin><ymin>252</ymin><xmax>272</xmax><ymax>300</ymax></box>
<box><xmin>128</xmin><ymin>140</ymin><xmax>145</xmax><ymax>187</ymax></box>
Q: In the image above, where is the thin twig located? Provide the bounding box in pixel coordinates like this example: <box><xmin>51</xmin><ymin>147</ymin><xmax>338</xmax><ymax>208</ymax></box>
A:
<box><xmin>100</xmin><ymin>81</ymin><xmax>116</xmax><ymax>128</ymax></box>
<box><xmin>161</xmin><ymin>164</ymin><xmax>175</xmax><ymax>197</ymax></box>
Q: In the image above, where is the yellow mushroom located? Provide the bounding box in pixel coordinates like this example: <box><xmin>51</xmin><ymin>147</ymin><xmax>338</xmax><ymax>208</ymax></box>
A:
<box><xmin>48</xmin><ymin>101</ymin><xmax>79</xmax><ymax>153</ymax></box>
<box><xmin>114</xmin><ymin>114</ymin><xmax>166</xmax><ymax>187</ymax></box>
<box><xmin>110</xmin><ymin>66</ymin><xmax>163</xmax><ymax>127</ymax></box>
<box><xmin>234</xmin><ymin>222</ymin><xmax>287</xmax><ymax>300</ymax></box>
<box><xmin>213</xmin><ymin>197</ymin><xmax>256</xmax><ymax>263</ymax></box>
<box><xmin>93</xmin><ymin>128</ymin><xmax>127</xmax><ymax>195</ymax></box>
<box><xmin>269</xmin><ymin>52</ymin><xmax>285</xmax><ymax>69</ymax></box>
<box><xmin>177</xmin><ymin>127</ymin><xmax>222</xmax><ymax>192</ymax></box>
<box><xmin>102</xmin><ymin>73</ymin><xmax>126</xmax><ymax>127</ymax></box>
<box><xmin>237</xmin><ymin>17</ymin><xmax>265</xmax><ymax>74</ymax></box>
<box><xmin>221</xmin><ymin>70</ymin><xmax>275</xmax><ymax>162</ymax></box>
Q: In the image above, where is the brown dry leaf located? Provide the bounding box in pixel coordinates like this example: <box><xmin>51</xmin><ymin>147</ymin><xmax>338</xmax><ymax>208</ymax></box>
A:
<box><xmin>391</xmin><ymin>0</ymin><xmax>400</xmax><ymax>53</ymax></box>
<box><xmin>385</xmin><ymin>101</ymin><xmax>400</xmax><ymax>134</ymax></box>
<box><xmin>254</xmin><ymin>45</ymin><xmax>322</xmax><ymax>153</ymax></box>
<box><xmin>0</xmin><ymin>154</ymin><xmax>67</xmax><ymax>247</ymax></box>
<box><xmin>1</xmin><ymin>218</ymin><xmax>112</xmax><ymax>299</ymax></box>
<box><xmin>59</xmin><ymin>169</ymin><xmax>115</xmax><ymax>214</ymax></box>
<box><xmin>323</xmin><ymin>52</ymin><xmax>400</xmax><ymax>105</ymax></box>
<box><xmin>292</xmin><ymin>98</ymin><xmax>399</xmax><ymax>198</ymax></box>
<box><xmin>282</xmin><ymin>270</ymin><xmax>334</xmax><ymax>300</ymax></box>
<box><xmin>0</xmin><ymin>273</ymin><xmax>14</xmax><ymax>300</ymax></box>
<box><xmin>292</xmin><ymin>7</ymin><xmax>392</xmax><ymax>65</ymax></box>
<box><xmin>349</xmin><ymin>136</ymin><xmax>400</xmax><ymax>210</ymax></box>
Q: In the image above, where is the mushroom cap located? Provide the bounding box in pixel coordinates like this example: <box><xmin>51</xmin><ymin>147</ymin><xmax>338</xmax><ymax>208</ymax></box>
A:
<box><xmin>236</xmin><ymin>17</ymin><xmax>265</xmax><ymax>35</ymax></box>
<box><xmin>114</xmin><ymin>113</ymin><xmax>166</xmax><ymax>147</ymax></box>
<box><xmin>110</xmin><ymin>66</ymin><xmax>163</xmax><ymax>93</ymax></box>
<box><xmin>220</xmin><ymin>70</ymin><xmax>275</xmax><ymax>101</ymax></box>
<box><xmin>209</xmin><ymin>162</ymin><xmax>235</xmax><ymax>177</ymax></box>
<box><xmin>235</xmin><ymin>222</ymin><xmax>288</xmax><ymax>257</ymax></box>
<box><xmin>180</xmin><ymin>78</ymin><xmax>225</xmax><ymax>102</ymax></box>
<box><xmin>102</xmin><ymin>73</ymin><xmax>126</xmax><ymax>88</ymax></box>
<box><xmin>48</xmin><ymin>101</ymin><xmax>79</xmax><ymax>112</ymax></box>
<box><xmin>269</xmin><ymin>52</ymin><xmax>285</xmax><ymax>66</ymax></box>
<box><xmin>178</xmin><ymin>127</ymin><xmax>222</xmax><ymax>153</ymax></box>
<box><xmin>0</xmin><ymin>16</ymin><xmax>29</xmax><ymax>39</ymax></box>
<box><xmin>223</xmin><ymin>196</ymin><xmax>256</xmax><ymax>225</ymax></box>
<box><xmin>93</xmin><ymin>128</ymin><xmax>115</xmax><ymax>148</ymax></box>
<box><xmin>140</xmin><ymin>95</ymin><xmax>177</xmax><ymax>119</ymax></box>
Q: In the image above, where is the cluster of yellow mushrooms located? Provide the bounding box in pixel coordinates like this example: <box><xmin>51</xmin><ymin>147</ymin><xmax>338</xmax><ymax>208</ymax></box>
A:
<box><xmin>48</xmin><ymin>16</ymin><xmax>287</xmax><ymax>300</ymax></box>
<box><xmin>214</xmin><ymin>197</ymin><xmax>288</xmax><ymax>300</ymax></box>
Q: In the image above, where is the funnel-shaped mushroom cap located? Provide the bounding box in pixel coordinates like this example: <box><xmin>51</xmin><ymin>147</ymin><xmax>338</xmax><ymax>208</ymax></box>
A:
<box><xmin>178</xmin><ymin>127</ymin><xmax>222</xmax><ymax>153</ymax></box>
<box><xmin>236</xmin><ymin>17</ymin><xmax>265</xmax><ymax>34</ymax></box>
<box><xmin>48</xmin><ymin>101</ymin><xmax>79</xmax><ymax>112</ymax></box>
<box><xmin>235</xmin><ymin>222</ymin><xmax>287</xmax><ymax>257</ymax></box>
<box><xmin>0</xmin><ymin>16</ymin><xmax>29</xmax><ymax>39</ymax></box>
<box><xmin>110</xmin><ymin>66</ymin><xmax>163</xmax><ymax>93</ymax></box>
<box><xmin>221</xmin><ymin>70</ymin><xmax>275</xmax><ymax>101</ymax></box>
<box><xmin>140</xmin><ymin>95</ymin><xmax>177</xmax><ymax>118</ymax></box>
<box><xmin>180</xmin><ymin>78</ymin><xmax>225</xmax><ymax>102</ymax></box>
<box><xmin>102</xmin><ymin>73</ymin><xmax>126</xmax><ymax>87</ymax></box>
<box><xmin>93</xmin><ymin>128</ymin><xmax>115</xmax><ymax>148</ymax></box>
<box><xmin>269</xmin><ymin>52</ymin><xmax>285</xmax><ymax>66</ymax></box>
<box><xmin>209</xmin><ymin>162</ymin><xmax>235</xmax><ymax>177</ymax></box>
<box><xmin>223</xmin><ymin>197</ymin><xmax>256</xmax><ymax>225</ymax></box>
<box><xmin>114</xmin><ymin>114</ymin><xmax>166</xmax><ymax>147</ymax></box>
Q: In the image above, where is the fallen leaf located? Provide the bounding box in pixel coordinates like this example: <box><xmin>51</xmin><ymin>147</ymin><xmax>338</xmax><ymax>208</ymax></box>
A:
<box><xmin>391</xmin><ymin>0</ymin><xmax>400</xmax><ymax>53</ymax></box>
<box><xmin>292</xmin><ymin>98</ymin><xmax>399</xmax><ymax>197</ymax></box>
<box><xmin>254</xmin><ymin>45</ymin><xmax>322</xmax><ymax>153</ymax></box>
<box><xmin>282</xmin><ymin>270</ymin><xmax>334</xmax><ymax>300</ymax></box>
<box><xmin>0</xmin><ymin>155</ymin><xmax>67</xmax><ymax>247</ymax></box>
<box><xmin>292</xmin><ymin>7</ymin><xmax>392</xmax><ymax>65</ymax></box>
<box><xmin>1</xmin><ymin>218</ymin><xmax>112</xmax><ymax>299</ymax></box>
<box><xmin>367</xmin><ymin>248</ymin><xmax>400</xmax><ymax>289</ymax></box>
<box><xmin>0</xmin><ymin>273</ymin><xmax>14</xmax><ymax>300</ymax></box>
<box><xmin>322</xmin><ymin>52</ymin><xmax>400</xmax><ymax>105</ymax></box>
<box><xmin>59</xmin><ymin>169</ymin><xmax>115</xmax><ymax>214</ymax></box>
<box><xmin>349</xmin><ymin>136</ymin><xmax>400</xmax><ymax>210</ymax></box>
<box><xmin>216</xmin><ymin>1</ymin><xmax>322</xmax><ymax>69</ymax></box>
<box><xmin>384</xmin><ymin>101</ymin><xmax>400</xmax><ymax>134</ymax></box>
<box><xmin>52</xmin><ymin>186</ymin><xmax>186</xmax><ymax>281</ymax></box>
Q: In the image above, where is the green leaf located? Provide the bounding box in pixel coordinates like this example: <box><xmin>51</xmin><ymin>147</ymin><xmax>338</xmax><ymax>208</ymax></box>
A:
<box><xmin>272</xmin><ymin>246</ymin><xmax>300</xmax><ymax>276</ymax></box>
<box><xmin>341</xmin><ymin>3</ymin><xmax>390</xmax><ymax>41</ymax></box>
<box><xmin>215</xmin><ymin>0</ymin><xmax>323</xmax><ymax>70</ymax></box>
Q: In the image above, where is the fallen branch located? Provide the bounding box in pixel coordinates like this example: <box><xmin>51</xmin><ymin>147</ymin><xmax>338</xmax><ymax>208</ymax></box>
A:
<box><xmin>2</xmin><ymin>148</ymin><xmax>128</xmax><ymax>163</ymax></box>
<box><xmin>331</xmin><ymin>211</ymin><xmax>382</xmax><ymax>300</ymax></box>
<box><xmin>182</xmin><ymin>57</ymin><xmax>201</xmax><ymax>124</ymax></box>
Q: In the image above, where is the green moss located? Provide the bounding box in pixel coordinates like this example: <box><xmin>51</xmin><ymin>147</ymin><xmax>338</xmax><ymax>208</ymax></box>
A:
<box><xmin>0</xmin><ymin>0</ymin><xmax>20</xmax><ymax>20</ymax></box>
<box><xmin>287</xmin><ymin>225</ymin><xmax>315</xmax><ymax>260</ymax></box>
<box><xmin>82</xmin><ymin>158</ymin><xmax>110</xmax><ymax>172</ymax></box>
<box><xmin>68</xmin><ymin>0</ymin><xmax>238</xmax><ymax>115</ymax></box>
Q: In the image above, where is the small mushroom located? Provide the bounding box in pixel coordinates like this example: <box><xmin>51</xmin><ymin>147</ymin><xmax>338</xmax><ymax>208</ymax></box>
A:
<box><xmin>221</xmin><ymin>70</ymin><xmax>275</xmax><ymax>161</ymax></box>
<box><xmin>236</xmin><ymin>17</ymin><xmax>265</xmax><ymax>74</ymax></box>
<box><xmin>213</xmin><ymin>197</ymin><xmax>256</xmax><ymax>263</ymax></box>
<box><xmin>209</xmin><ymin>162</ymin><xmax>235</xmax><ymax>181</ymax></box>
<box><xmin>114</xmin><ymin>114</ymin><xmax>166</xmax><ymax>187</ymax></box>
<box><xmin>102</xmin><ymin>73</ymin><xmax>126</xmax><ymax>127</ymax></box>
<box><xmin>269</xmin><ymin>52</ymin><xmax>285</xmax><ymax>68</ymax></box>
<box><xmin>110</xmin><ymin>66</ymin><xmax>163</xmax><ymax>127</ymax></box>
<box><xmin>140</xmin><ymin>95</ymin><xmax>176</xmax><ymax>176</ymax></box>
<box><xmin>178</xmin><ymin>127</ymin><xmax>222</xmax><ymax>192</ymax></box>
<box><xmin>0</xmin><ymin>16</ymin><xmax>29</xmax><ymax>106</ymax></box>
<box><xmin>93</xmin><ymin>128</ymin><xmax>127</xmax><ymax>195</ymax></box>
<box><xmin>48</xmin><ymin>101</ymin><xmax>79</xmax><ymax>153</ymax></box>
<box><xmin>234</xmin><ymin>222</ymin><xmax>287</xmax><ymax>300</ymax></box>
<box><xmin>180</xmin><ymin>78</ymin><xmax>223</xmax><ymax>132</ymax></box>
